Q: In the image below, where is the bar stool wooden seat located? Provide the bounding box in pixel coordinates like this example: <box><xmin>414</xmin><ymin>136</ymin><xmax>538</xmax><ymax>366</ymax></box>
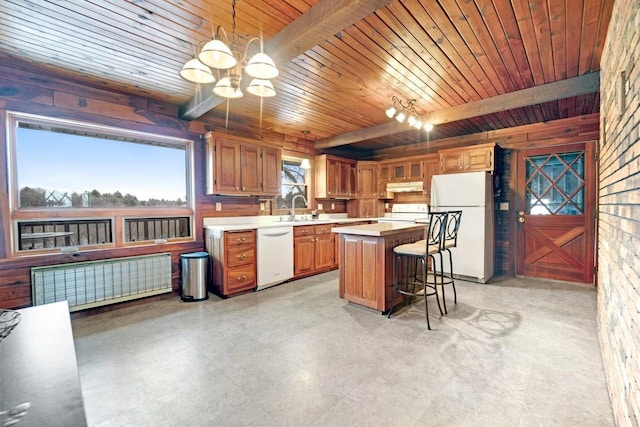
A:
<box><xmin>387</xmin><ymin>211</ymin><xmax>448</xmax><ymax>329</ymax></box>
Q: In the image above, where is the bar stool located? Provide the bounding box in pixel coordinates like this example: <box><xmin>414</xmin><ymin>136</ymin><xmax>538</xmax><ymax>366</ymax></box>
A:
<box><xmin>387</xmin><ymin>211</ymin><xmax>448</xmax><ymax>329</ymax></box>
<box><xmin>439</xmin><ymin>210</ymin><xmax>462</xmax><ymax>314</ymax></box>
<box><xmin>409</xmin><ymin>210</ymin><xmax>463</xmax><ymax>314</ymax></box>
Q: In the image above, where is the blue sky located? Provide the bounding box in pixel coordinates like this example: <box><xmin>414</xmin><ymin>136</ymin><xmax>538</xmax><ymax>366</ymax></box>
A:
<box><xmin>16</xmin><ymin>128</ymin><xmax>187</xmax><ymax>201</ymax></box>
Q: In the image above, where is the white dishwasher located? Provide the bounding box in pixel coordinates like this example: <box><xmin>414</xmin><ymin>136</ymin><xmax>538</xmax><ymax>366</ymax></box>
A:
<box><xmin>256</xmin><ymin>226</ymin><xmax>294</xmax><ymax>290</ymax></box>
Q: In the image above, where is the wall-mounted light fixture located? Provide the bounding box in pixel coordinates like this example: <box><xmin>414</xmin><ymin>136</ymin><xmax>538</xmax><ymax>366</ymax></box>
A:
<box><xmin>385</xmin><ymin>96</ymin><xmax>433</xmax><ymax>132</ymax></box>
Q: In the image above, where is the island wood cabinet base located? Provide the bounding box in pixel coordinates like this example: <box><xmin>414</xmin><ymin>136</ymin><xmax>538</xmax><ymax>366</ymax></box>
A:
<box><xmin>337</xmin><ymin>228</ymin><xmax>425</xmax><ymax>313</ymax></box>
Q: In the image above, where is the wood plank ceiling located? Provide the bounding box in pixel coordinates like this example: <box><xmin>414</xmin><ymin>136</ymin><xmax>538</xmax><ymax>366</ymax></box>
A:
<box><xmin>0</xmin><ymin>0</ymin><xmax>613</xmax><ymax>159</ymax></box>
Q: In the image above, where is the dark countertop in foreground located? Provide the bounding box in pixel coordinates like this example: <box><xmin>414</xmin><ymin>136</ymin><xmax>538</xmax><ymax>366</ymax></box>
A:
<box><xmin>332</xmin><ymin>222</ymin><xmax>426</xmax><ymax>237</ymax></box>
<box><xmin>0</xmin><ymin>301</ymin><xmax>87</xmax><ymax>427</ymax></box>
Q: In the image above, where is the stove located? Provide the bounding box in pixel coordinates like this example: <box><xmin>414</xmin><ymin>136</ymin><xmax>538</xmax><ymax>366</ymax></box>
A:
<box><xmin>377</xmin><ymin>203</ymin><xmax>429</xmax><ymax>223</ymax></box>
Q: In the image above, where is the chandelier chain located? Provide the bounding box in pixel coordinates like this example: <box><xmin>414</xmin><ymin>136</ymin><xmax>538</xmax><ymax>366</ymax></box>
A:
<box><xmin>232</xmin><ymin>0</ymin><xmax>237</xmax><ymax>36</ymax></box>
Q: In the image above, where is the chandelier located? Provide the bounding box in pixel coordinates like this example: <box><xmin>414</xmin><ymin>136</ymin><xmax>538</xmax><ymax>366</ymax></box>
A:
<box><xmin>179</xmin><ymin>0</ymin><xmax>279</xmax><ymax>99</ymax></box>
<box><xmin>385</xmin><ymin>96</ymin><xmax>434</xmax><ymax>132</ymax></box>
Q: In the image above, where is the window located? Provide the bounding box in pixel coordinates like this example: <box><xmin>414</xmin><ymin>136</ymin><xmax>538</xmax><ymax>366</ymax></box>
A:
<box><xmin>278</xmin><ymin>157</ymin><xmax>309</xmax><ymax>209</ymax></box>
<box><xmin>6</xmin><ymin>112</ymin><xmax>195</xmax><ymax>254</ymax></box>
<box><xmin>124</xmin><ymin>217</ymin><xmax>191</xmax><ymax>243</ymax></box>
<box><xmin>17</xmin><ymin>219</ymin><xmax>113</xmax><ymax>251</ymax></box>
<box><xmin>14</xmin><ymin>123</ymin><xmax>189</xmax><ymax>209</ymax></box>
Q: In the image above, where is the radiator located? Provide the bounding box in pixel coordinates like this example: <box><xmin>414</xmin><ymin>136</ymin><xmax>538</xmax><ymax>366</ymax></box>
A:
<box><xmin>31</xmin><ymin>253</ymin><xmax>173</xmax><ymax>311</ymax></box>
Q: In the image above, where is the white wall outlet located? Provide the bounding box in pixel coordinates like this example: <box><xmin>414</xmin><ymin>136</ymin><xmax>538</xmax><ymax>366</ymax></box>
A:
<box><xmin>331</xmin><ymin>203</ymin><xmax>335</xmax><ymax>210</ymax></box>
<box><xmin>318</xmin><ymin>203</ymin><xmax>323</xmax><ymax>210</ymax></box>
<box><xmin>260</xmin><ymin>202</ymin><xmax>265</xmax><ymax>211</ymax></box>
<box><xmin>215</xmin><ymin>202</ymin><xmax>222</xmax><ymax>211</ymax></box>
<box><xmin>500</xmin><ymin>202</ymin><xmax>509</xmax><ymax>211</ymax></box>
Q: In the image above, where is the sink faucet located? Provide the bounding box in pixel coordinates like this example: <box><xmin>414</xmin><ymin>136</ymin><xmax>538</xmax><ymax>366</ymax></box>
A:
<box><xmin>290</xmin><ymin>194</ymin><xmax>308</xmax><ymax>221</ymax></box>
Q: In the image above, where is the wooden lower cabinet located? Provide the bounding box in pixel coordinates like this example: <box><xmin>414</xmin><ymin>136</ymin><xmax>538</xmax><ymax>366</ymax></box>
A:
<box><xmin>293</xmin><ymin>224</ymin><xmax>336</xmax><ymax>278</ymax></box>
<box><xmin>207</xmin><ymin>229</ymin><xmax>256</xmax><ymax>297</ymax></box>
<box><xmin>338</xmin><ymin>228</ymin><xmax>424</xmax><ymax>312</ymax></box>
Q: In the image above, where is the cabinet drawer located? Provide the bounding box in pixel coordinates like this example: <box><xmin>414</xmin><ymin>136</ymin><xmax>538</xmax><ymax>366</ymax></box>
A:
<box><xmin>314</xmin><ymin>224</ymin><xmax>334</xmax><ymax>235</ymax></box>
<box><xmin>225</xmin><ymin>230</ymin><xmax>255</xmax><ymax>246</ymax></box>
<box><xmin>294</xmin><ymin>225</ymin><xmax>315</xmax><ymax>237</ymax></box>
<box><xmin>226</xmin><ymin>266</ymin><xmax>256</xmax><ymax>292</ymax></box>
<box><xmin>226</xmin><ymin>245</ymin><xmax>255</xmax><ymax>267</ymax></box>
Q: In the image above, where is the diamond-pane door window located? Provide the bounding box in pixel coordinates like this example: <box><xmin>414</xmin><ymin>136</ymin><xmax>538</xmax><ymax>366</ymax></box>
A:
<box><xmin>525</xmin><ymin>152</ymin><xmax>585</xmax><ymax>215</ymax></box>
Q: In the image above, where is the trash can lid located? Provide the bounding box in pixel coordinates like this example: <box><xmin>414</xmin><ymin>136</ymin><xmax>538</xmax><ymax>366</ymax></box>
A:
<box><xmin>180</xmin><ymin>252</ymin><xmax>209</xmax><ymax>258</ymax></box>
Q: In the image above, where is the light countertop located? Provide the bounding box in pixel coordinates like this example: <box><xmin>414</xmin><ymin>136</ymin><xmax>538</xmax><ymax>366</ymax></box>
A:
<box><xmin>332</xmin><ymin>222</ymin><xmax>427</xmax><ymax>237</ymax></box>
<box><xmin>204</xmin><ymin>217</ymin><xmax>373</xmax><ymax>232</ymax></box>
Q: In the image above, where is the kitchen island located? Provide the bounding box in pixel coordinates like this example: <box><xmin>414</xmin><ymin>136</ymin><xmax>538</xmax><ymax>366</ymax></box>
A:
<box><xmin>333</xmin><ymin>222</ymin><xmax>426</xmax><ymax>312</ymax></box>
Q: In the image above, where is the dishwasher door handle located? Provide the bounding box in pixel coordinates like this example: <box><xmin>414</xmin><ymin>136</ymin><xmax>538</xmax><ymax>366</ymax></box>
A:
<box><xmin>260</xmin><ymin>230</ymin><xmax>293</xmax><ymax>237</ymax></box>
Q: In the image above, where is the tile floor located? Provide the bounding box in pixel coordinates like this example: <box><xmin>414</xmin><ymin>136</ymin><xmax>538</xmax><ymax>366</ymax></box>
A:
<box><xmin>72</xmin><ymin>271</ymin><xmax>613</xmax><ymax>426</ymax></box>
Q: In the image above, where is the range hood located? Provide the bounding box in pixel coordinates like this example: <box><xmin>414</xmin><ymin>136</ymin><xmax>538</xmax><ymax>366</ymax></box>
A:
<box><xmin>385</xmin><ymin>181</ymin><xmax>424</xmax><ymax>192</ymax></box>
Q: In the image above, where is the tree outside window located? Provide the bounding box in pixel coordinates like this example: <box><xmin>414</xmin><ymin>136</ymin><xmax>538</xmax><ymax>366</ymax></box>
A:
<box><xmin>278</xmin><ymin>159</ymin><xmax>309</xmax><ymax>209</ymax></box>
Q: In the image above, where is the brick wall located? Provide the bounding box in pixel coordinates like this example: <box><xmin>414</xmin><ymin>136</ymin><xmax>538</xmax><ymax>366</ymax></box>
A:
<box><xmin>598</xmin><ymin>0</ymin><xmax>640</xmax><ymax>425</ymax></box>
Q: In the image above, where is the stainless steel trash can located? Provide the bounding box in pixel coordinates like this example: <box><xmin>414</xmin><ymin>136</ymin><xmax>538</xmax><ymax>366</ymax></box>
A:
<box><xmin>180</xmin><ymin>252</ymin><xmax>209</xmax><ymax>302</ymax></box>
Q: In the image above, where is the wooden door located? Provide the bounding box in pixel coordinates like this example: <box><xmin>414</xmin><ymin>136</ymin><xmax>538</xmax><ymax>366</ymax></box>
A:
<box><xmin>357</xmin><ymin>198</ymin><xmax>380</xmax><ymax>218</ymax></box>
<box><xmin>215</xmin><ymin>140</ymin><xmax>241</xmax><ymax>193</ymax></box>
<box><xmin>337</xmin><ymin>161</ymin><xmax>350</xmax><ymax>197</ymax></box>
<box><xmin>261</xmin><ymin>146</ymin><xmax>281</xmax><ymax>195</ymax></box>
<box><xmin>439</xmin><ymin>151</ymin><xmax>463</xmax><ymax>174</ymax></box>
<box><xmin>314</xmin><ymin>234</ymin><xmax>334</xmax><ymax>270</ymax></box>
<box><xmin>294</xmin><ymin>235</ymin><xmax>315</xmax><ymax>277</ymax></box>
<box><xmin>465</xmin><ymin>146</ymin><xmax>494</xmax><ymax>171</ymax></box>
<box><xmin>357</xmin><ymin>162</ymin><xmax>378</xmax><ymax>197</ymax></box>
<box><xmin>326</xmin><ymin>158</ymin><xmax>338</xmax><ymax>197</ymax></box>
<box><xmin>239</xmin><ymin>144</ymin><xmax>262</xmax><ymax>194</ymax></box>
<box><xmin>423</xmin><ymin>155</ymin><xmax>439</xmax><ymax>199</ymax></box>
<box><xmin>516</xmin><ymin>142</ymin><xmax>596</xmax><ymax>283</ymax></box>
<box><xmin>348</xmin><ymin>164</ymin><xmax>357</xmax><ymax>198</ymax></box>
<box><xmin>392</xmin><ymin>162</ymin><xmax>407</xmax><ymax>180</ymax></box>
<box><xmin>406</xmin><ymin>160</ymin><xmax>424</xmax><ymax>180</ymax></box>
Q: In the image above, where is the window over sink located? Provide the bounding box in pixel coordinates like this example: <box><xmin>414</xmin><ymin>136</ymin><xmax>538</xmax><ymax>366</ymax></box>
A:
<box><xmin>278</xmin><ymin>156</ymin><xmax>309</xmax><ymax>210</ymax></box>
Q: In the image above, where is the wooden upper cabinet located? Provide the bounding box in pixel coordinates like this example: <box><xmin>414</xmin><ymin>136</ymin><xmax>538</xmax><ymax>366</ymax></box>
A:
<box><xmin>262</xmin><ymin>146</ymin><xmax>281</xmax><ymax>195</ymax></box>
<box><xmin>379</xmin><ymin>163</ymin><xmax>392</xmax><ymax>182</ymax></box>
<box><xmin>212</xmin><ymin>139</ymin><xmax>241</xmax><ymax>193</ymax></box>
<box><xmin>239</xmin><ymin>144</ymin><xmax>262</xmax><ymax>194</ymax></box>
<box><xmin>423</xmin><ymin>154</ymin><xmax>439</xmax><ymax>199</ymax></box>
<box><xmin>315</xmin><ymin>154</ymin><xmax>356</xmax><ymax>199</ymax></box>
<box><xmin>205</xmin><ymin>132</ymin><xmax>282</xmax><ymax>196</ymax></box>
<box><xmin>379</xmin><ymin>159</ymin><xmax>424</xmax><ymax>182</ymax></box>
<box><xmin>356</xmin><ymin>161</ymin><xmax>378</xmax><ymax>198</ymax></box>
<box><xmin>439</xmin><ymin>143</ymin><xmax>495</xmax><ymax>174</ymax></box>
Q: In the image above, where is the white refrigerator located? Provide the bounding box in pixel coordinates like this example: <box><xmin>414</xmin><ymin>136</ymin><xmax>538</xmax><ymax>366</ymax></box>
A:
<box><xmin>430</xmin><ymin>171</ymin><xmax>494</xmax><ymax>283</ymax></box>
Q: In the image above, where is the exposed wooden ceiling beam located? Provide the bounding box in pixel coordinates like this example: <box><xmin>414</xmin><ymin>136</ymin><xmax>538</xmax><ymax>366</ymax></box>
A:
<box><xmin>314</xmin><ymin>72</ymin><xmax>600</xmax><ymax>149</ymax></box>
<box><xmin>179</xmin><ymin>0</ymin><xmax>392</xmax><ymax>121</ymax></box>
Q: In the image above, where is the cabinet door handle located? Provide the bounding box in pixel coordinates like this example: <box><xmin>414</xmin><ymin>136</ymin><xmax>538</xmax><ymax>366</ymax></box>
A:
<box><xmin>237</xmin><ymin>254</ymin><xmax>245</xmax><ymax>260</ymax></box>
